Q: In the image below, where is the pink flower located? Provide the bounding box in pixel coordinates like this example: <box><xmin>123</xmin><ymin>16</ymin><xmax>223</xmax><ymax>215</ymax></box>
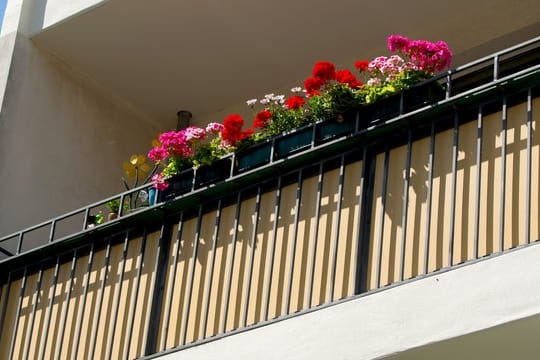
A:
<box><xmin>184</xmin><ymin>126</ymin><xmax>206</xmax><ymax>142</ymax></box>
<box><xmin>387</xmin><ymin>34</ymin><xmax>410</xmax><ymax>52</ymax></box>
<box><xmin>206</xmin><ymin>122</ymin><xmax>224</xmax><ymax>134</ymax></box>
<box><xmin>152</xmin><ymin>173</ymin><xmax>169</xmax><ymax>191</ymax></box>
<box><xmin>148</xmin><ymin>146</ymin><xmax>169</xmax><ymax>161</ymax></box>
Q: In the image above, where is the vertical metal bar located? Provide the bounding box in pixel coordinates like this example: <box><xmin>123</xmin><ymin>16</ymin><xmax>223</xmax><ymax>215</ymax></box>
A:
<box><xmin>242</xmin><ymin>188</ymin><xmax>261</xmax><ymax>327</ymax></box>
<box><xmin>399</xmin><ymin>131</ymin><xmax>413</xmax><ymax>281</ymax></box>
<box><xmin>71</xmin><ymin>243</ymin><xmax>95</xmax><ymax>359</ymax></box>
<box><xmin>329</xmin><ymin>155</ymin><xmax>346</xmax><ymax>301</ymax></box>
<box><xmin>264</xmin><ymin>177</ymin><xmax>282</xmax><ymax>320</ymax></box>
<box><xmin>23</xmin><ymin>268</ymin><xmax>44</xmax><ymax>360</ymax></box>
<box><xmin>105</xmin><ymin>232</ymin><xmax>130</xmax><ymax>360</ymax></box>
<box><xmin>181</xmin><ymin>206</ymin><xmax>204</xmax><ymax>345</ymax></box>
<box><xmin>54</xmin><ymin>250</ymin><xmax>78</xmax><ymax>360</ymax></box>
<box><xmin>493</xmin><ymin>55</ymin><xmax>499</xmax><ymax>81</ymax></box>
<box><xmin>499</xmin><ymin>97</ymin><xmax>508</xmax><ymax>252</ymax></box>
<box><xmin>0</xmin><ymin>272</ymin><xmax>12</xmax><ymax>339</ymax></box>
<box><xmin>445</xmin><ymin>71</ymin><xmax>452</xmax><ymax>99</ymax></box>
<box><xmin>448</xmin><ymin>113</ymin><xmax>459</xmax><ymax>266</ymax></box>
<box><xmin>123</xmin><ymin>228</ymin><xmax>148</xmax><ymax>360</ymax></box>
<box><xmin>143</xmin><ymin>221</ymin><xmax>173</xmax><ymax>356</ymax></box>
<box><xmin>375</xmin><ymin>145</ymin><xmax>390</xmax><ymax>288</ymax></box>
<box><xmin>474</xmin><ymin>106</ymin><xmax>483</xmax><ymax>259</ymax></box>
<box><xmin>8</xmin><ymin>267</ymin><xmax>28</xmax><ymax>360</ymax></box>
<box><xmin>49</xmin><ymin>220</ymin><xmax>57</xmax><ymax>243</ymax></box>
<box><xmin>38</xmin><ymin>256</ymin><xmax>61</xmax><ymax>360</ymax></box>
<box><xmin>16</xmin><ymin>232</ymin><xmax>24</xmax><ymax>255</ymax></box>
<box><xmin>83</xmin><ymin>207</ymin><xmax>91</xmax><ymax>230</ymax></box>
<box><xmin>160</xmin><ymin>213</ymin><xmax>184</xmax><ymax>350</ymax></box>
<box><xmin>306</xmin><ymin>164</ymin><xmax>323</xmax><ymax>308</ymax></box>
<box><xmin>526</xmin><ymin>89</ymin><xmax>532</xmax><ymax>244</ymax></box>
<box><xmin>423</xmin><ymin>122</ymin><xmax>436</xmax><ymax>273</ymax></box>
<box><xmin>221</xmin><ymin>193</ymin><xmax>242</xmax><ymax>333</ymax></box>
<box><xmin>201</xmin><ymin>200</ymin><xmax>222</xmax><ymax>339</ymax></box>
<box><xmin>88</xmin><ymin>238</ymin><xmax>113</xmax><ymax>360</ymax></box>
<box><xmin>285</xmin><ymin>170</ymin><xmax>303</xmax><ymax>314</ymax></box>
<box><xmin>355</xmin><ymin>147</ymin><xmax>370</xmax><ymax>294</ymax></box>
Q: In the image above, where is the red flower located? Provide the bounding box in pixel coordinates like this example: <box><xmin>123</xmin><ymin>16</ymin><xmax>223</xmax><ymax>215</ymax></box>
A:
<box><xmin>304</xmin><ymin>77</ymin><xmax>323</xmax><ymax>96</ymax></box>
<box><xmin>354</xmin><ymin>60</ymin><xmax>370</xmax><ymax>71</ymax></box>
<box><xmin>221</xmin><ymin>114</ymin><xmax>252</xmax><ymax>145</ymax></box>
<box><xmin>253</xmin><ymin>110</ymin><xmax>272</xmax><ymax>128</ymax></box>
<box><xmin>285</xmin><ymin>96</ymin><xmax>305</xmax><ymax>110</ymax></box>
<box><xmin>336</xmin><ymin>69</ymin><xmax>362</xmax><ymax>88</ymax></box>
<box><xmin>312</xmin><ymin>61</ymin><xmax>336</xmax><ymax>82</ymax></box>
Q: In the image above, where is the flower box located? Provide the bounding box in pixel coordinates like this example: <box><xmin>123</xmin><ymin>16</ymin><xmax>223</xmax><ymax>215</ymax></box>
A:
<box><xmin>274</xmin><ymin>125</ymin><xmax>314</xmax><ymax>159</ymax></box>
<box><xmin>315</xmin><ymin>110</ymin><xmax>358</xmax><ymax>143</ymax></box>
<box><xmin>195</xmin><ymin>156</ymin><xmax>233</xmax><ymax>188</ymax></box>
<box><xmin>364</xmin><ymin>92</ymin><xmax>403</xmax><ymax>126</ymax></box>
<box><xmin>236</xmin><ymin>140</ymin><xmax>273</xmax><ymax>173</ymax></box>
<box><xmin>403</xmin><ymin>79</ymin><xmax>446</xmax><ymax>112</ymax></box>
<box><xmin>158</xmin><ymin>168</ymin><xmax>195</xmax><ymax>202</ymax></box>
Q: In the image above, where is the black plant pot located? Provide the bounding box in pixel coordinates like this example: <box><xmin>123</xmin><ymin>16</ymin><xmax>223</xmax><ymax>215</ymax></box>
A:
<box><xmin>157</xmin><ymin>168</ymin><xmax>195</xmax><ymax>202</ymax></box>
<box><xmin>236</xmin><ymin>140</ymin><xmax>272</xmax><ymax>173</ymax></box>
<box><xmin>274</xmin><ymin>125</ymin><xmax>313</xmax><ymax>159</ymax></box>
<box><xmin>195</xmin><ymin>156</ymin><xmax>233</xmax><ymax>188</ymax></box>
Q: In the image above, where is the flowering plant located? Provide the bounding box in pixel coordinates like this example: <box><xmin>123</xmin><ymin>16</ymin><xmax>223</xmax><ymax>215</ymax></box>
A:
<box><xmin>148</xmin><ymin>119</ymin><xmax>252</xmax><ymax>190</ymax></box>
<box><xmin>357</xmin><ymin>34</ymin><xmax>452</xmax><ymax>104</ymax></box>
<box><xmin>146</xmin><ymin>34</ymin><xmax>451</xmax><ymax>191</ymax></box>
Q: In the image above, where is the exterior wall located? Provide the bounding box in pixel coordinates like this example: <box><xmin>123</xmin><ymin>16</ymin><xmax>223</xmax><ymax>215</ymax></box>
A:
<box><xmin>0</xmin><ymin>0</ymin><xmax>160</xmax><ymax>237</ymax></box>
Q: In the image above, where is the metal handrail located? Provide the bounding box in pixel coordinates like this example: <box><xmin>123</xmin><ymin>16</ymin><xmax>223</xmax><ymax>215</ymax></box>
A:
<box><xmin>1</xmin><ymin>36</ymin><xmax>539</xmax><ymax>258</ymax></box>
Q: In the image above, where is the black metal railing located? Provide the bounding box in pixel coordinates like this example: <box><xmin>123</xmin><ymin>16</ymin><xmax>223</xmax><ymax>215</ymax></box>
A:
<box><xmin>0</xmin><ymin>37</ymin><xmax>539</xmax><ymax>359</ymax></box>
<box><xmin>1</xmin><ymin>36</ymin><xmax>539</xmax><ymax>260</ymax></box>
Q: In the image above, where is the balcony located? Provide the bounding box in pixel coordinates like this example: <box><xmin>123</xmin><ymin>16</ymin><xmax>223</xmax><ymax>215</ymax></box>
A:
<box><xmin>0</xmin><ymin>37</ymin><xmax>539</xmax><ymax>359</ymax></box>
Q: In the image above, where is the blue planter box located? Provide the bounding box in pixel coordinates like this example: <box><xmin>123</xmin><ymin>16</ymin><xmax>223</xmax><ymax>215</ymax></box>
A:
<box><xmin>195</xmin><ymin>156</ymin><xmax>232</xmax><ymax>188</ymax></box>
<box><xmin>315</xmin><ymin>110</ymin><xmax>358</xmax><ymax>143</ymax></box>
<box><xmin>274</xmin><ymin>125</ymin><xmax>313</xmax><ymax>159</ymax></box>
<box><xmin>158</xmin><ymin>168</ymin><xmax>195</xmax><ymax>202</ymax></box>
<box><xmin>236</xmin><ymin>141</ymin><xmax>272</xmax><ymax>173</ymax></box>
<box><xmin>403</xmin><ymin>79</ymin><xmax>446</xmax><ymax>112</ymax></box>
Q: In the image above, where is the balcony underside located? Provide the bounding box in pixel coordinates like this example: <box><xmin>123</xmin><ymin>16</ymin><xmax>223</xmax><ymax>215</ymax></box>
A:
<box><xmin>30</xmin><ymin>0</ymin><xmax>540</xmax><ymax>125</ymax></box>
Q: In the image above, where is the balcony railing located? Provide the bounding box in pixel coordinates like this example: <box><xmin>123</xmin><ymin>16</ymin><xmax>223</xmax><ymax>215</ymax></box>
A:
<box><xmin>0</xmin><ymin>37</ymin><xmax>539</xmax><ymax>359</ymax></box>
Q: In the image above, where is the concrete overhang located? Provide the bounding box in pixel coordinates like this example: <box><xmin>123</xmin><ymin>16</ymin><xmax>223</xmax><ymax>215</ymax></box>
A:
<box><xmin>30</xmin><ymin>0</ymin><xmax>540</xmax><ymax>127</ymax></box>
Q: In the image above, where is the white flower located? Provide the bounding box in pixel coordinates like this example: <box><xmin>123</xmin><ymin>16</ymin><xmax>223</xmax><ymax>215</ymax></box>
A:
<box><xmin>291</xmin><ymin>86</ymin><xmax>302</xmax><ymax>93</ymax></box>
<box><xmin>260</xmin><ymin>98</ymin><xmax>270</xmax><ymax>105</ymax></box>
<box><xmin>264</xmin><ymin>93</ymin><xmax>275</xmax><ymax>99</ymax></box>
<box><xmin>246</xmin><ymin>99</ymin><xmax>258</xmax><ymax>106</ymax></box>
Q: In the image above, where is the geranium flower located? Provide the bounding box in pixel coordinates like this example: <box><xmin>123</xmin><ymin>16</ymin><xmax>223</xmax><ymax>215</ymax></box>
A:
<box><xmin>206</xmin><ymin>122</ymin><xmax>224</xmax><ymax>134</ymax></box>
<box><xmin>253</xmin><ymin>110</ymin><xmax>272</xmax><ymax>128</ymax></box>
<box><xmin>148</xmin><ymin>147</ymin><xmax>169</xmax><ymax>162</ymax></box>
<box><xmin>152</xmin><ymin>173</ymin><xmax>169</xmax><ymax>191</ymax></box>
<box><xmin>354</xmin><ymin>60</ymin><xmax>370</xmax><ymax>71</ymax></box>
<box><xmin>304</xmin><ymin>77</ymin><xmax>323</xmax><ymax>96</ymax></box>
<box><xmin>312</xmin><ymin>61</ymin><xmax>336</xmax><ymax>82</ymax></box>
<box><xmin>336</xmin><ymin>69</ymin><xmax>362</xmax><ymax>88</ymax></box>
<box><xmin>285</xmin><ymin>95</ymin><xmax>306</xmax><ymax>110</ymax></box>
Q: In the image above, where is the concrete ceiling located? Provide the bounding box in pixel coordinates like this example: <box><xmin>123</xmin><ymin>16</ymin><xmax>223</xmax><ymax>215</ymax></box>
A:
<box><xmin>31</xmin><ymin>0</ymin><xmax>540</xmax><ymax>127</ymax></box>
<box><xmin>382</xmin><ymin>313</ymin><xmax>540</xmax><ymax>360</ymax></box>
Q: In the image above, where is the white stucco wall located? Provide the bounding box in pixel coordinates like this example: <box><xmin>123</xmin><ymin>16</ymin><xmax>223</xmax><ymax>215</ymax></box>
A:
<box><xmin>0</xmin><ymin>0</ymin><xmax>163</xmax><ymax>238</ymax></box>
<box><xmin>0</xmin><ymin>34</ymin><xmax>160</xmax><ymax>237</ymax></box>
<box><xmin>155</xmin><ymin>243</ymin><xmax>540</xmax><ymax>360</ymax></box>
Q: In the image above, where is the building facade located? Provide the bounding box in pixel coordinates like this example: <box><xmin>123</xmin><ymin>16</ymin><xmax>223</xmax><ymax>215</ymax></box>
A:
<box><xmin>0</xmin><ymin>1</ymin><xmax>540</xmax><ymax>359</ymax></box>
